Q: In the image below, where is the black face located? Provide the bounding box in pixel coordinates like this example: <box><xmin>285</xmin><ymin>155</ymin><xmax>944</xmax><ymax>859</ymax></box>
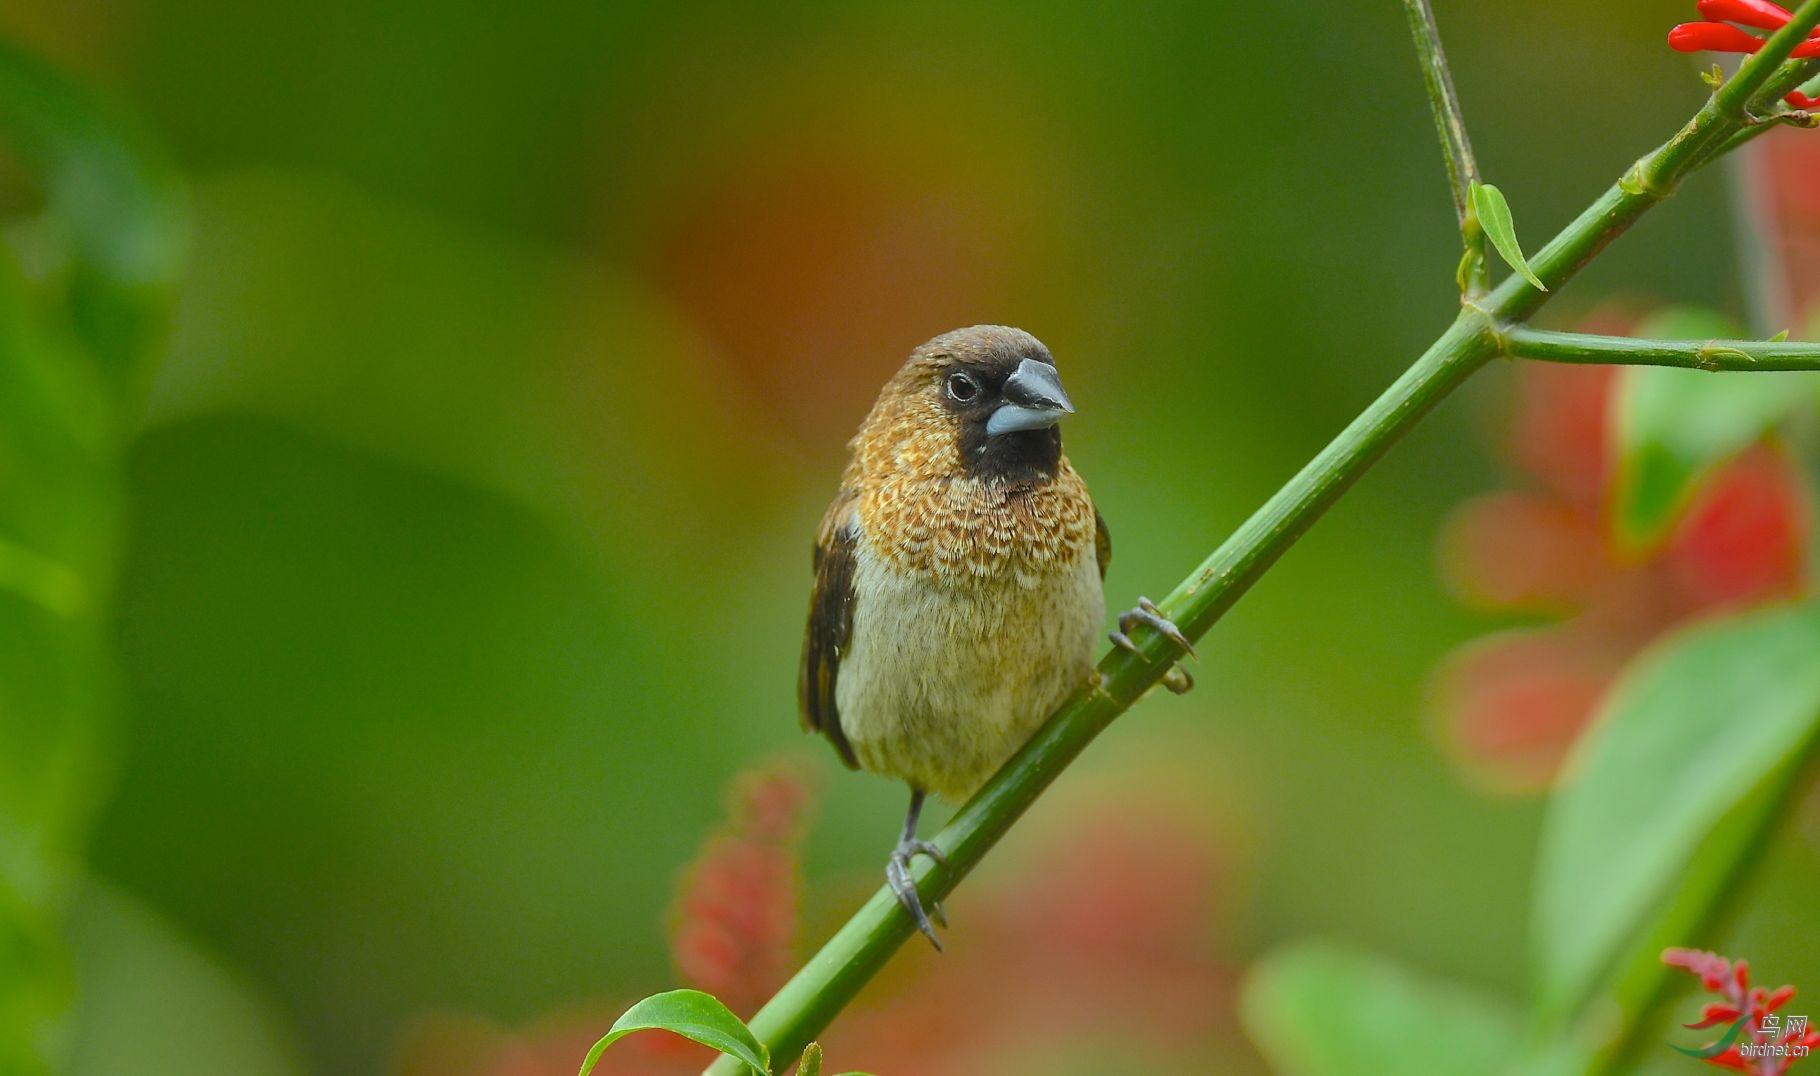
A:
<box><xmin>939</xmin><ymin>353</ymin><xmax>1064</xmax><ymax>484</ymax></box>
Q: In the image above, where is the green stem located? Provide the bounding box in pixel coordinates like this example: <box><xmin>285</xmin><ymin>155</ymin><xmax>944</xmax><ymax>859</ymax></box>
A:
<box><xmin>1707</xmin><ymin>109</ymin><xmax>1820</xmax><ymax>180</ymax></box>
<box><xmin>1504</xmin><ymin>327</ymin><xmax>1820</xmax><ymax>371</ymax></box>
<box><xmin>702</xmin><ymin>6</ymin><xmax>1820</xmax><ymax>1074</ymax></box>
<box><xmin>1690</xmin><ymin>58</ymin><xmax>1820</xmax><ymax>171</ymax></box>
<box><xmin>1401</xmin><ymin>0</ymin><xmax>1487</xmax><ymax>295</ymax></box>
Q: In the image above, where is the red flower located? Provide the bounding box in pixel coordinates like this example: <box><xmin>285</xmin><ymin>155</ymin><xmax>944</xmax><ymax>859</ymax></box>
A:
<box><xmin>1664</xmin><ymin>948</ymin><xmax>1816</xmax><ymax>1074</ymax></box>
<box><xmin>1699</xmin><ymin>0</ymin><xmax>1820</xmax><ymax>33</ymax></box>
<box><xmin>1667</xmin><ymin>1</ymin><xmax>1820</xmax><ymax>105</ymax></box>
<box><xmin>668</xmin><ymin>762</ymin><xmax>814</xmax><ymax>1019</ymax></box>
<box><xmin>1432</xmin><ymin>315</ymin><xmax>1808</xmax><ymax>792</ymax></box>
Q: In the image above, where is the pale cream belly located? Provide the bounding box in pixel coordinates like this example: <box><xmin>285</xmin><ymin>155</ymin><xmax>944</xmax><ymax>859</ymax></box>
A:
<box><xmin>835</xmin><ymin>538</ymin><xmax>1103</xmax><ymax>802</ymax></box>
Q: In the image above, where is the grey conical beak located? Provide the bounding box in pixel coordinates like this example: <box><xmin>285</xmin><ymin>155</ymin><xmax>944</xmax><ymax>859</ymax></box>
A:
<box><xmin>986</xmin><ymin>358</ymin><xmax>1075</xmax><ymax>437</ymax></box>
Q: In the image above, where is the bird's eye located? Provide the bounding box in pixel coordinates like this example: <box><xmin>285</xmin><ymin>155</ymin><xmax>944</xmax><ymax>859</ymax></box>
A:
<box><xmin>946</xmin><ymin>372</ymin><xmax>979</xmax><ymax>402</ymax></box>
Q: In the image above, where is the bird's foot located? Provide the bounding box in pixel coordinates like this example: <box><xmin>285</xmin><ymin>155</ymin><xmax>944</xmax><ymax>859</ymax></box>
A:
<box><xmin>885</xmin><ymin>837</ymin><xmax>948</xmax><ymax>951</ymax></box>
<box><xmin>1109</xmin><ymin>597</ymin><xmax>1197</xmax><ymax>694</ymax></box>
<box><xmin>1109</xmin><ymin>597</ymin><xmax>1196</xmax><ymax>660</ymax></box>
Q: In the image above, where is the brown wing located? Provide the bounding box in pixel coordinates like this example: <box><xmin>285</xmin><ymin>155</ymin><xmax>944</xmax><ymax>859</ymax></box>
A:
<box><xmin>1094</xmin><ymin>504</ymin><xmax>1111</xmax><ymax>580</ymax></box>
<box><xmin>799</xmin><ymin>491</ymin><xmax>859</xmax><ymax>768</ymax></box>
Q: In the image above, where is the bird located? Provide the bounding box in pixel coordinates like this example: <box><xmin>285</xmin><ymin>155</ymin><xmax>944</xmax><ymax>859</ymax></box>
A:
<box><xmin>798</xmin><ymin>324</ymin><xmax>1191</xmax><ymax>949</ymax></box>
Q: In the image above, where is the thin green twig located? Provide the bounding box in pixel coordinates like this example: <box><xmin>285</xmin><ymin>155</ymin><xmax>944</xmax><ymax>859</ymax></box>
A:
<box><xmin>1504</xmin><ymin>327</ymin><xmax>1820</xmax><ymax>371</ymax></box>
<box><xmin>1706</xmin><ymin>107</ymin><xmax>1819</xmax><ymax>168</ymax></box>
<box><xmin>1401</xmin><ymin>0</ymin><xmax>1488</xmax><ymax>295</ymax></box>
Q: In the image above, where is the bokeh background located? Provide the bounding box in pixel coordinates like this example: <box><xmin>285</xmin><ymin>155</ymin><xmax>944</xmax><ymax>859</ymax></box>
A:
<box><xmin>2</xmin><ymin>2</ymin><xmax>1817</xmax><ymax>1074</ymax></box>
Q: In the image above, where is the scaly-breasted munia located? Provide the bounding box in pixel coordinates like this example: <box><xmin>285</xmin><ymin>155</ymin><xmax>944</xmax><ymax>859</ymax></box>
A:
<box><xmin>799</xmin><ymin>325</ymin><xmax>1189</xmax><ymax>948</ymax></box>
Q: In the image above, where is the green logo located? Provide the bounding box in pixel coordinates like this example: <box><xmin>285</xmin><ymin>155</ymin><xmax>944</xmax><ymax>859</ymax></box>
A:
<box><xmin>1669</xmin><ymin>1013</ymin><xmax>1749</xmax><ymax>1060</ymax></box>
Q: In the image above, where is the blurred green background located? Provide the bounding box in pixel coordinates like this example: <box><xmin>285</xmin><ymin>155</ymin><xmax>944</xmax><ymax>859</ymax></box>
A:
<box><xmin>2</xmin><ymin>1</ymin><xmax>1816</xmax><ymax>1074</ymax></box>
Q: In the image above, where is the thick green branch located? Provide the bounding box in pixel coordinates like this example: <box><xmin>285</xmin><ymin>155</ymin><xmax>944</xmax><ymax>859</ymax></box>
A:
<box><xmin>1505</xmin><ymin>327</ymin><xmax>1820</xmax><ymax>371</ymax></box>
<box><xmin>1401</xmin><ymin>0</ymin><xmax>1487</xmax><ymax>294</ymax></box>
<box><xmin>701</xmin><ymin>6</ymin><xmax>1820</xmax><ymax>1074</ymax></box>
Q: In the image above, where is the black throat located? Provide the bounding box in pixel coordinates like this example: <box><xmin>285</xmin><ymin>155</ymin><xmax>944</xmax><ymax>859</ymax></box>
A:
<box><xmin>959</xmin><ymin>425</ymin><xmax>1063</xmax><ymax>484</ymax></box>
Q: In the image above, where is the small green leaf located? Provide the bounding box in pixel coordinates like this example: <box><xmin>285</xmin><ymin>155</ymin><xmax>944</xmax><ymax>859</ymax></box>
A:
<box><xmin>1532</xmin><ymin>602</ymin><xmax>1820</xmax><ymax>1028</ymax></box>
<box><xmin>577</xmin><ymin>990</ymin><xmax>769</xmax><ymax>1076</ymax></box>
<box><xmin>794</xmin><ymin>1042</ymin><xmax>871</xmax><ymax>1076</ymax></box>
<box><xmin>1240</xmin><ymin>942</ymin><xmax>1555</xmax><ymax>1076</ymax></box>
<box><xmin>1469</xmin><ymin>180</ymin><xmax>1547</xmax><ymax>292</ymax></box>
<box><xmin>1612</xmin><ymin>307</ymin><xmax>1805</xmax><ymax>550</ymax></box>
<box><xmin>1769</xmin><ymin>329</ymin><xmax>1789</xmax><ymax>342</ymax></box>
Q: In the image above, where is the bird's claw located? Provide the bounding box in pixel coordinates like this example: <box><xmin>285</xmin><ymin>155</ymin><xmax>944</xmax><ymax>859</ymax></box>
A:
<box><xmin>886</xmin><ymin>838</ymin><xmax>947</xmax><ymax>951</ymax></box>
<box><xmin>1109</xmin><ymin>597</ymin><xmax>1197</xmax><ymax>696</ymax></box>
<box><xmin>1108</xmin><ymin>596</ymin><xmax>1197</xmax><ymax>660</ymax></box>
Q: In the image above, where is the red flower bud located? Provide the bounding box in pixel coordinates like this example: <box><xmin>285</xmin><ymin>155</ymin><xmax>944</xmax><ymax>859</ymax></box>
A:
<box><xmin>1788</xmin><ymin>90</ymin><xmax>1820</xmax><ymax>108</ymax></box>
<box><xmin>1669</xmin><ymin>21</ymin><xmax>1771</xmax><ymax>52</ymax></box>
<box><xmin>1666</xmin><ymin>948</ymin><xmax>1739</xmax><ymax>993</ymax></box>
<box><xmin>1795</xmin><ymin>38</ymin><xmax>1820</xmax><ymax>56</ymax></box>
<box><xmin>1697</xmin><ymin>0</ymin><xmax>1794</xmax><ymax>32</ymax></box>
<box><xmin>1686</xmin><ymin>1003</ymin><xmax>1745</xmax><ymax>1028</ymax></box>
<box><xmin>1765</xmin><ymin>984</ymin><xmax>1796</xmax><ymax>1011</ymax></box>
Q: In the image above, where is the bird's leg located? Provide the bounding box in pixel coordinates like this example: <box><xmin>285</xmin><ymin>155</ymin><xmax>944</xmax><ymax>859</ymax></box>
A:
<box><xmin>1109</xmin><ymin>596</ymin><xmax>1197</xmax><ymax>694</ymax></box>
<box><xmin>885</xmin><ymin>788</ymin><xmax>949</xmax><ymax>951</ymax></box>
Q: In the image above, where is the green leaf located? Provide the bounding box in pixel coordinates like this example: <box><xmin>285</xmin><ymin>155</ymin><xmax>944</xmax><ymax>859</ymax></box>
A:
<box><xmin>1240</xmin><ymin>941</ymin><xmax>1545</xmax><ymax>1076</ymax></box>
<box><xmin>578</xmin><ymin>990</ymin><xmax>769</xmax><ymax>1076</ymax></box>
<box><xmin>65</xmin><ymin>882</ymin><xmax>309</xmax><ymax>1076</ymax></box>
<box><xmin>0</xmin><ymin>213</ymin><xmax>114</xmax><ymax>1076</ymax></box>
<box><xmin>1532</xmin><ymin>602</ymin><xmax>1820</xmax><ymax>1028</ymax></box>
<box><xmin>1611</xmin><ymin>307</ymin><xmax>1806</xmax><ymax>550</ymax></box>
<box><xmin>0</xmin><ymin>42</ymin><xmax>186</xmax><ymax>389</ymax></box>
<box><xmin>0</xmin><ymin>44</ymin><xmax>184</xmax><ymax>1076</ymax></box>
<box><xmin>1469</xmin><ymin>180</ymin><xmax>1547</xmax><ymax>292</ymax></box>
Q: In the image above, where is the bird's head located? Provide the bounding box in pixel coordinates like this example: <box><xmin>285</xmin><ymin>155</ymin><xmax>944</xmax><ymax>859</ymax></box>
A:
<box><xmin>867</xmin><ymin>325</ymin><xmax>1074</xmax><ymax>484</ymax></box>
